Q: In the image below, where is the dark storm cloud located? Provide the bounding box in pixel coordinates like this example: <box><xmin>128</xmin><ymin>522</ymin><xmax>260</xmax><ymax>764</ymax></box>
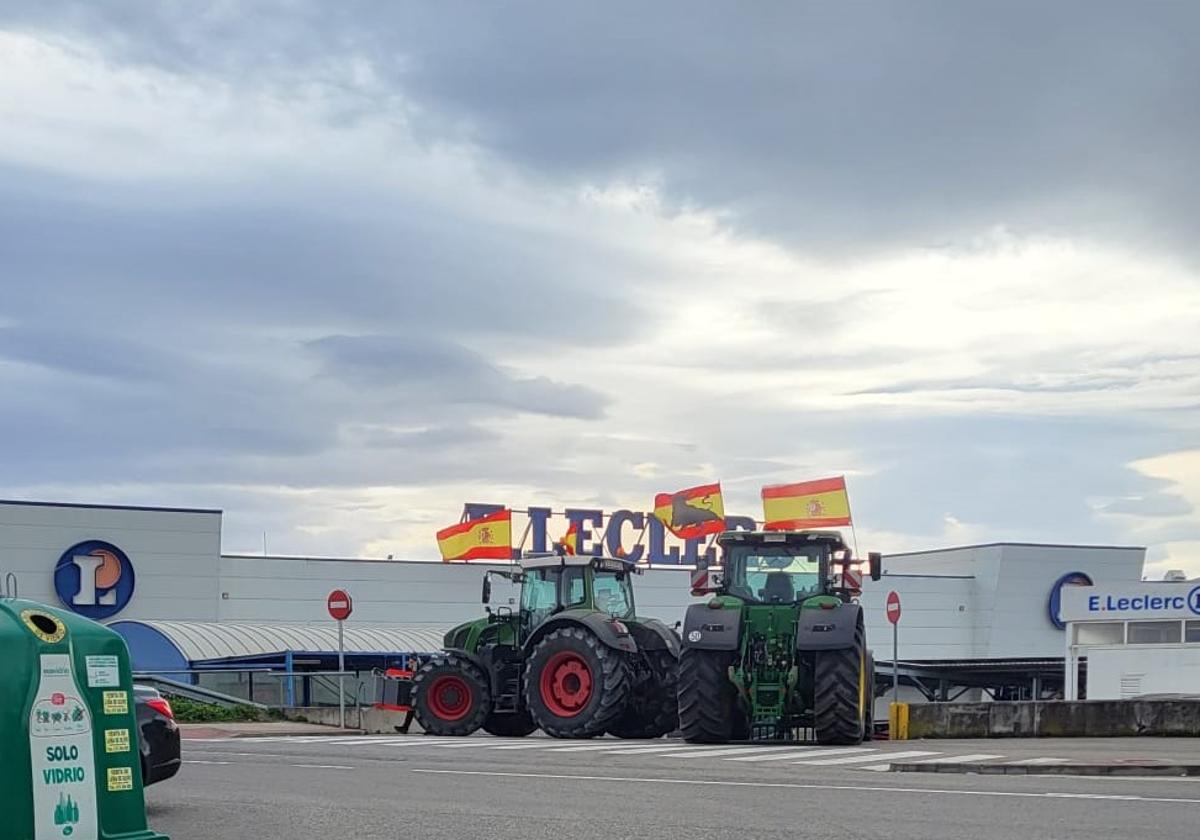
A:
<box><xmin>307</xmin><ymin>334</ymin><xmax>608</xmax><ymax>419</ymax></box>
<box><xmin>0</xmin><ymin>167</ymin><xmax>643</xmax><ymax>344</ymax></box>
<box><xmin>8</xmin><ymin>1</ymin><xmax>1199</xmax><ymax>258</ymax></box>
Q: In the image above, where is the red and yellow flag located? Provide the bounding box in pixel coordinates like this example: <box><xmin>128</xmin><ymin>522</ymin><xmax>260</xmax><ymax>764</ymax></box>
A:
<box><xmin>437</xmin><ymin>509</ymin><xmax>513</xmax><ymax>562</ymax></box>
<box><xmin>761</xmin><ymin>477</ymin><xmax>851</xmax><ymax>530</ymax></box>
<box><xmin>557</xmin><ymin>521</ymin><xmax>579</xmax><ymax>555</ymax></box>
<box><xmin>653</xmin><ymin>482</ymin><xmax>726</xmax><ymax>540</ymax></box>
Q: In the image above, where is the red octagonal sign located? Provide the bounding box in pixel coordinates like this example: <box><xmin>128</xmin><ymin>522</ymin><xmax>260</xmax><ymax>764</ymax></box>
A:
<box><xmin>886</xmin><ymin>590</ymin><xmax>901</xmax><ymax>625</ymax></box>
<box><xmin>327</xmin><ymin>589</ymin><xmax>353</xmax><ymax>621</ymax></box>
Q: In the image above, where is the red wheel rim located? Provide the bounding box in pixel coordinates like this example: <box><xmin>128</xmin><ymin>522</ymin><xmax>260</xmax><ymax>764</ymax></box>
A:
<box><xmin>539</xmin><ymin>651</ymin><xmax>594</xmax><ymax>717</ymax></box>
<box><xmin>427</xmin><ymin>675</ymin><xmax>472</xmax><ymax>721</ymax></box>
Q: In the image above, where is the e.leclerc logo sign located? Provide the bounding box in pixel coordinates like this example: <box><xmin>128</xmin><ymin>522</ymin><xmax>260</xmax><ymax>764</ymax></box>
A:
<box><xmin>53</xmin><ymin>540</ymin><xmax>136</xmax><ymax>619</ymax></box>
<box><xmin>1085</xmin><ymin>585</ymin><xmax>1200</xmax><ymax>617</ymax></box>
<box><xmin>1048</xmin><ymin>571</ymin><xmax>1094</xmax><ymax>630</ymax></box>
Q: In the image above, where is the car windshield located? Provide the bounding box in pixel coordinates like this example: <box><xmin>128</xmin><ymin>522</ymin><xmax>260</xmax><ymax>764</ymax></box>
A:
<box><xmin>726</xmin><ymin>545</ymin><xmax>825</xmax><ymax>604</ymax></box>
<box><xmin>593</xmin><ymin>569</ymin><xmax>635</xmax><ymax>618</ymax></box>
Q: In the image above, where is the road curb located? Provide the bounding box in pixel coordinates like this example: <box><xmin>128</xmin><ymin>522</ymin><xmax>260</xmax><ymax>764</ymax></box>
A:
<box><xmin>890</xmin><ymin>762</ymin><xmax>1200</xmax><ymax>777</ymax></box>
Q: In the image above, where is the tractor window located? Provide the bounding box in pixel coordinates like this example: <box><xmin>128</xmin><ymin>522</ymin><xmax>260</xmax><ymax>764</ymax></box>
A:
<box><xmin>521</xmin><ymin>569</ymin><xmax>560</xmax><ymax>630</ymax></box>
<box><xmin>562</xmin><ymin>567</ymin><xmax>587</xmax><ymax>607</ymax></box>
<box><xmin>726</xmin><ymin>545</ymin><xmax>825</xmax><ymax>604</ymax></box>
<box><xmin>593</xmin><ymin>570</ymin><xmax>635</xmax><ymax>618</ymax></box>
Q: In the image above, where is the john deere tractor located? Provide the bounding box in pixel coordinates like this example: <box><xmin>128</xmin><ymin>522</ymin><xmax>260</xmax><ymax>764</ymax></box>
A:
<box><xmin>411</xmin><ymin>553</ymin><xmax>680</xmax><ymax>739</ymax></box>
<box><xmin>677</xmin><ymin>530</ymin><xmax>881</xmax><ymax>744</ymax></box>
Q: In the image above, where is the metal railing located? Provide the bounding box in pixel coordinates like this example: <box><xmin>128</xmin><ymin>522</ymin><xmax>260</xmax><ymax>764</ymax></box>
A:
<box><xmin>132</xmin><ymin>667</ymin><xmax>371</xmax><ymax>711</ymax></box>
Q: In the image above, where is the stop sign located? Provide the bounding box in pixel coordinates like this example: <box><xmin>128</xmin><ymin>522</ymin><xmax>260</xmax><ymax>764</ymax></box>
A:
<box><xmin>886</xmin><ymin>590</ymin><xmax>901</xmax><ymax>625</ymax></box>
<box><xmin>327</xmin><ymin>589</ymin><xmax>353</xmax><ymax>621</ymax></box>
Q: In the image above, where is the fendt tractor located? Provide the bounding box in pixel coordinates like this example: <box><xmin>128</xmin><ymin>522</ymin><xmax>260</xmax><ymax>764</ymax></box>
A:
<box><xmin>410</xmin><ymin>552</ymin><xmax>680</xmax><ymax>739</ymax></box>
<box><xmin>678</xmin><ymin>530</ymin><xmax>882</xmax><ymax>745</ymax></box>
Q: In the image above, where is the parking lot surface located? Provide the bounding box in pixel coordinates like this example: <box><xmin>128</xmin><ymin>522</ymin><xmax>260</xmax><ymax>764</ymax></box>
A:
<box><xmin>148</xmin><ymin>734</ymin><xmax>1200</xmax><ymax>840</ymax></box>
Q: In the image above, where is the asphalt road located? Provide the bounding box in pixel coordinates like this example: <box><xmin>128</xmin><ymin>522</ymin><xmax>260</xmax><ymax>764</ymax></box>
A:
<box><xmin>148</xmin><ymin>734</ymin><xmax>1200</xmax><ymax>840</ymax></box>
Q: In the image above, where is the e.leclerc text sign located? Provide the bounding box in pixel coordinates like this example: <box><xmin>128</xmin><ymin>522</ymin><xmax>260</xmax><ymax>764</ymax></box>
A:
<box><xmin>1061</xmin><ymin>582</ymin><xmax>1200</xmax><ymax>623</ymax></box>
<box><xmin>462</xmin><ymin>503</ymin><xmax>759</xmax><ymax>565</ymax></box>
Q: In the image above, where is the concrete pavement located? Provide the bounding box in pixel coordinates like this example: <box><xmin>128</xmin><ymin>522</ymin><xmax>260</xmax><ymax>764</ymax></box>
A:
<box><xmin>149</xmin><ymin>734</ymin><xmax>1200</xmax><ymax>840</ymax></box>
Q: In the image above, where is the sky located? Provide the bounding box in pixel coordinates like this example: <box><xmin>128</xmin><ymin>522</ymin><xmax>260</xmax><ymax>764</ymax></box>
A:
<box><xmin>0</xmin><ymin>2</ymin><xmax>1197</xmax><ymax>576</ymax></box>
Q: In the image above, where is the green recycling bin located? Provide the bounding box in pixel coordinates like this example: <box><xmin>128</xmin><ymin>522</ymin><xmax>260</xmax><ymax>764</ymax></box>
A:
<box><xmin>0</xmin><ymin>597</ymin><xmax>169</xmax><ymax>840</ymax></box>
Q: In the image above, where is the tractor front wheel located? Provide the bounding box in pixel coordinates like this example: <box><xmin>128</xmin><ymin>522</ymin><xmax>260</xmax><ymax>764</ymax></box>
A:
<box><xmin>677</xmin><ymin>647</ymin><xmax>742</xmax><ymax>743</ymax></box>
<box><xmin>524</xmin><ymin>627</ymin><xmax>630</xmax><ymax>738</ymax></box>
<box><xmin>483</xmin><ymin>709</ymin><xmax>538</xmax><ymax>737</ymax></box>
<box><xmin>412</xmin><ymin>656</ymin><xmax>490</xmax><ymax>736</ymax></box>
<box><xmin>813</xmin><ymin>623</ymin><xmax>868</xmax><ymax>745</ymax></box>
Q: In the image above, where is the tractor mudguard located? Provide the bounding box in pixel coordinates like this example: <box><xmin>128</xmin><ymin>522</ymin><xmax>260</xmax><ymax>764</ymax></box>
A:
<box><xmin>680</xmin><ymin>602</ymin><xmax>742</xmax><ymax>651</ymax></box>
<box><xmin>795</xmin><ymin>602</ymin><xmax>863</xmax><ymax>651</ymax></box>
<box><xmin>442</xmin><ymin>647</ymin><xmax>488</xmax><ymax>672</ymax></box>
<box><xmin>524</xmin><ymin>610</ymin><xmax>639</xmax><ymax>655</ymax></box>
<box><xmin>626</xmin><ymin>617</ymin><xmax>681</xmax><ymax>656</ymax></box>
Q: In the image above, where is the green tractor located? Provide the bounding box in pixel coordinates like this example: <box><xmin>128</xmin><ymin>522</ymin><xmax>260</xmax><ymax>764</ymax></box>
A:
<box><xmin>677</xmin><ymin>530</ymin><xmax>882</xmax><ymax>744</ymax></box>
<box><xmin>411</xmin><ymin>552</ymin><xmax>680</xmax><ymax>739</ymax></box>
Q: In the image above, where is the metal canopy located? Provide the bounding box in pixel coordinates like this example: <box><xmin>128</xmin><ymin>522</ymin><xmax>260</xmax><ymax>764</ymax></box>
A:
<box><xmin>122</xmin><ymin>620</ymin><xmax>445</xmax><ymax>663</ymax></box>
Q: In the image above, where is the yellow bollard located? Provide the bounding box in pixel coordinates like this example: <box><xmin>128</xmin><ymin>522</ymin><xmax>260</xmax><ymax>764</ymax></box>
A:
<box><xmin>888</xmin><ymin>702</ymin><xmax>909</xmax><ymax>740</ymax></box>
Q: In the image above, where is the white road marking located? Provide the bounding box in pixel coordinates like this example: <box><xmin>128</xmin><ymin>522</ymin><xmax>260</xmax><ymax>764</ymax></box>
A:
<box><xmin>726</xmin><ymin>747</ymin><xmax>869</xmax><ymax>762</ymax></box>
<box><xmin>410</xmin><ymin>768</ymin><xmax>1200</xmax><ymax>804</ymax></box>
<box><xmin>793</xmin><ymin>750</ymin><xmax>940</xmax><ymax>766</ymax></box>
<box><xmin>1009</xmin><ymin>757</ymin><xmax>1072</xmax><ymax>765</ymax></box>
<box><xmin>548</xmin><ymin>743</ymin><xmax>652</xmax><ymax>752</ymax></box>
<box><xmin>490</xmin><ymin>743</ymin><xmax>564</xmax><ymax>750</ymax></box>
<box><xmin>656</xmin><ymin>745</ymin><xmax>802</xmax><ymax>759</ymax></box>
<box><xmin>600</xmin><ymin>745</ymin><xmax>702</xmax><ymax>754</ymax></box>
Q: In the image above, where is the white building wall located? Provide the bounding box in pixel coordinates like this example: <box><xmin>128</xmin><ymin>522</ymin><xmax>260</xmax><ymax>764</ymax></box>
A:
<box><xmin>1087</xmin><ymin>646</ymin><xmax>1200</xmax><ymax>699</ymax></box>
<box><xmin>983</xmin><ymin>544</ymin><xmax>1143</xmax><ymax>658</ymax></box>
<box><xmin>0</xmin><ymin>501</ymin><xmax>222</xmax><ymax>621</ymax></box>
<box><xmin>860</xmin><ymin>575</ymin><xmax>976</xmax><ymax>661</ymax></box>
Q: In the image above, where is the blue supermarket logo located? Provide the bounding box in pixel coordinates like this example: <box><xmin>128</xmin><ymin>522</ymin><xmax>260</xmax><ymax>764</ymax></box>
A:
<box><xmin>1086</xmin><ymin>585</ymin><xmax>1200</xmax><ymax>616</ymax></box>
<box><xmin>53</xmin><ymin>540</ymin><xmax>136</xmax><ymax>620</ymax></box>
<box><xmin>1047</xmin><ymin>571</ymin><xmax>1093</xmax><ymax>630</ymax></box>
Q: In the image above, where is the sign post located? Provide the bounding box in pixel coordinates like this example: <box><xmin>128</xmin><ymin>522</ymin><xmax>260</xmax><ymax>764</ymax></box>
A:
<box><xmin>327</xmin><ymin>589</ymin><xmax>353</xmax><ymax>729</ymax></box>
<box><xmin>886</xmin><ymin>590</ymin><xmax>901</xmax><ymax>704</ymax></box>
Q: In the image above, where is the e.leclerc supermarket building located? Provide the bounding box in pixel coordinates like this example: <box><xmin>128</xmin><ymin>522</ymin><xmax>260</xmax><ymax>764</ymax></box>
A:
<box><xmin>3</xmin><ymin>498</ymin><xmax>1199</xmax><ymax>712</ymax></box>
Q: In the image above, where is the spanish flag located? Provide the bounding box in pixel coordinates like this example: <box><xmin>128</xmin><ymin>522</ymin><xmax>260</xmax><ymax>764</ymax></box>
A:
<box><xmin>437</xmin><ymin>509</ymin><xmax>513</xmax><ymax>562</ymax></box>
<box><xmin>653</xmin><ymin>482</ymin><xmax>726</xmax><ymax>540</ymax></box>
<box><xmin>557</xmin><ymin>521</ymin><xmax>579</xmax><ymax>555</ymax></box>
<box><xmin>761</xmin><ymin>477</ymin><xmax>851</xmax><ymax>530</ymax></box>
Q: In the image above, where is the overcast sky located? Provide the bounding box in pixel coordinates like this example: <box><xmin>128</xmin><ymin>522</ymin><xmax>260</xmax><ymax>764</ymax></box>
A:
<box><xmin>1</xmin><ymin>2</ymin><xmax>1197</xmax><ymax>575</ymax></box>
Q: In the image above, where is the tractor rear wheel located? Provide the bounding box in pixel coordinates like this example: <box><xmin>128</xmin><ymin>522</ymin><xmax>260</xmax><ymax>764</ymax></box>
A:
<box><xmin>677</xmin><ymin>648</ymin><xmax>742</xmax><ymax>743</ymax></box>
<box><xmin>607</xmin><ymin>649</ymin><xmax>679</xmax><ymax>739</ymax></box>
<box><xmin>525</xmin><ymin>627</ymin><xmax>631</xmax><ymax>738</ymax></box>
<box><xmin>412</xmin><ymin>656</ymin><xmax>490</xmax><ymax>737</ymax></box>
<box><xmin>813</xmin><ymin>622</ymin><xmax>868</xmax><ymax>745</ymax></box>
<box><xmin>482</xmin><ymin>709</ymin><xmax>538</xmax><ymax>737</ymax></box>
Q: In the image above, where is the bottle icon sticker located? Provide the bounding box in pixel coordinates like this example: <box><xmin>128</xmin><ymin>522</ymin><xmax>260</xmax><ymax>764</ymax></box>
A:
<box><xmin>54</xmin><ymin>793</ymin><xmax>80</xmax><ymax>835</ymax></box>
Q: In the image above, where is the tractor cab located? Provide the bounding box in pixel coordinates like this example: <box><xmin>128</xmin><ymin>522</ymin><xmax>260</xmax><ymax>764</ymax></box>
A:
<box><xmin>713</xmin><ymin>530</ymin><xmax>881</xmax><ymax>603</ymax></box>
<box><xmin>483</xmin><ymin>553</ymin><xmax>640</xmax><ymax>641</ymax></box>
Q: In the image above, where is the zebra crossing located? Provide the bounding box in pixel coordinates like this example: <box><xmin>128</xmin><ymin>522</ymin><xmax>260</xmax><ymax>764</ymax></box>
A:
<box><xmin>186</xmin><ymin>734</ymin><xmax>1076</xmax><ymax>771</ymax></box>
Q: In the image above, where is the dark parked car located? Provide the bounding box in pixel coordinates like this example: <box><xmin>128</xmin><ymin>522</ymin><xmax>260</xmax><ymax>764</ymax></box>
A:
<box><xmin>134</xmin><ymin>685</ymin><xmax>181</xmax><ymax>786</ymax></box>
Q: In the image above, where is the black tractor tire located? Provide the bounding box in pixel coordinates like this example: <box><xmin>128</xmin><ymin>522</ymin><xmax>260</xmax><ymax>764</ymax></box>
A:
<box><xmin>677</xmin><ymin>647</ymin><xmax>743</xmax><ymax>743</ymax></box>
<box><xmin>412</xmin><ymin>656</ymin><xmax>490</xmax><ymax>737</ymax></box>
<box><xmin>863</xmin><ymin>651</ymin><xmax>876</xmax><ymax>742</ymax></box>
<box><xmin>607</xmin><ymin>649</ymin><xmax>680</xmax><ymax>739</ymax></box>
<box><xmin>813</xmin><ymin>622</ymin><xmax>868</xmax><ymax>745</ymax></box>
<box><xmin>482</xmin><ymin>709</ymin><xmax>538</xmax><ymax>737</ymax></box>
<box><xmin>524</xmin><ymin>627</ymin><xmax>631</xmax><ymax>738</ymax></box>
